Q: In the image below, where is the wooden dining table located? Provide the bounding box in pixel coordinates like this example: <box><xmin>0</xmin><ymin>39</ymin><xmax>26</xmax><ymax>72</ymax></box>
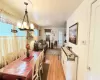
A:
<box><xmin>0</xmin><ymin>51</ymin><xmax>41</xmax><ymax>80</ymax></box>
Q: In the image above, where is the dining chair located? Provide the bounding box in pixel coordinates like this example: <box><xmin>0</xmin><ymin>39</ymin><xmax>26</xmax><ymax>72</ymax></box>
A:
<box><xmin>9</xmin><ymin>52</ymin><xmax>17</xmax><ymax>61</ymax></box>
<box><xmin>17</xmin><ymin>49</ymin><xmax>24</xmax><ymax>58</ymax></box>
<box><xmin>4</xmin><ymin>52</ymin><xmax>17</xmax><ymax>65</ymax></box>
<box><xmin>14</xmin><ymin>52</ymin><xmax>19</xmax><ymax>60</ymax></box>
<box><xmin>20</xmin><ymin>49</ymin><xmax>26</xmax><ymax>57</ymax></box>
<box><xmin>0</xmin><ymin>56</ymin><xmax>5</xmax><ymax>68</ymax></box>
<box><xmin>17</xmin><ymin>52</ymin><xmax>21</xmax><ymax>58</ymax></box>
<box><xmin>2</xmin><ymin>56</ymin><xmax>6</xmax><ymax>66</ymax></box>
<box><xmin>4</xmin><ymin>54</ymin><xmax>13</xmax><ymax>65</ymax></box>
<box><xmin>32</xmin><ymin>57</ymin><xmax>41</xmax><ymax>80</ymax></box>
<box><xmin>39</xmin><ymin>50</ymin><xmax>44</xmax><ymax>74</ymax></box>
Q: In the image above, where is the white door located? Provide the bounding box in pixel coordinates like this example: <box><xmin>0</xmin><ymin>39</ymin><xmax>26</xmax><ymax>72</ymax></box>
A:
<box><xmin>58</xmin><ymin>31</ymin><xmax>63</xmax><ymax>47</ymax></box>
<box><xmin>88</xmin><ymin>0</ymin><xmax>100</xmax><ymax>80</ymax></box>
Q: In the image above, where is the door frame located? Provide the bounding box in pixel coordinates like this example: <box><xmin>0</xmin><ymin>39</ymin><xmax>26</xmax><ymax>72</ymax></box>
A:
<box><xmin>87</xmin><ymin>0</ymin><xmax>97</xmax><ymax>68</ymax></box>
<box><xmin>87</xmin><ymin>0</ymin><xmax>98</xmax><ymax>80</ymax></box>
<box><xmin>58</xmin><ymin>31</ymin><xmax>64</xmax><ymax>47</ymax></box>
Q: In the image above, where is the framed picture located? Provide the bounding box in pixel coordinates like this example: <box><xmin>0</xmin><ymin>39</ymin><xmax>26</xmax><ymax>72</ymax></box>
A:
<box><xmin>69</xmin><ymin>23</ymin><xmax>78</xmax><ymax>45</ymax></box>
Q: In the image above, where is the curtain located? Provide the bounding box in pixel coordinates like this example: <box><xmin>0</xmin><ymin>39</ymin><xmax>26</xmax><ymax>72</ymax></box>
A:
<box><xmin>17</xmin><ymin>36</ymin><xmax>26</xmax><ymax>52</ymax></box>
<box><xmin>0</xmin><ymin>37</ymin><xmax>3</xmax><ymax>67</ymax></box>
<box><xmin>0</xmin><ymin>36</ymin><xmax>26</xmax><ymax>55</ymax></box>
<box><xmin>0</xmin><ymin>36</ymin><xmax>26</xmax><ymax>67</ymax></box>
<box><xmin>0</xmin><ymin>9</ymin><xmax>28</xmax><ymax>67</ymax></box>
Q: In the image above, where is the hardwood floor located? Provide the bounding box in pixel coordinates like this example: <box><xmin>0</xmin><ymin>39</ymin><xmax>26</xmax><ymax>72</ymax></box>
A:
<box><xmin>45</xmin><ymin>54</ymin><xmax>65</xmax><ymax>80</ymax></box>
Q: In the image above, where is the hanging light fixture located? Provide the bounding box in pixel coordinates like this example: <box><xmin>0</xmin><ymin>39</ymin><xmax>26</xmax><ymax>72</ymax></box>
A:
<box><xmin>17</xmin><ymin>2</ymin><xmax>34</xmax><ymax>31</ymax></box>
<box><xmin>17</xmin><ymin>2</ymin><xmax>34</xmax><ymax>58</ymax></box>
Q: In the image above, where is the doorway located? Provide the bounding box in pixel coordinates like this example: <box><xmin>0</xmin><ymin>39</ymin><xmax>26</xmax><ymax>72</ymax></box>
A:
<box><xmin>45</xmin><ymin>32</ymin><xmax>50</xmax><ymax>48</ymax></box>
<box><xmin>58</xmin><ymin>31</ymin><xmax>63</xmax><ymax>47</ymax></box>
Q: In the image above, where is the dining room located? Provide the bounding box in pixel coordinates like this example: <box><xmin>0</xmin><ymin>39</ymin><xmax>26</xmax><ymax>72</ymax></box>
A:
<box><xmin>0</xmin><ymin>1</ymin><xmax>64</xmax><ymax>79</ymax></box>
<box><xmin>0</xmin><ymin>1</ymin><xmax>45</xmax><ymax>79</ymax></box>
<box><xmin>0</xmin><ymin>0</ymin><xmax>87</xmax><ymax>80</ymax></box>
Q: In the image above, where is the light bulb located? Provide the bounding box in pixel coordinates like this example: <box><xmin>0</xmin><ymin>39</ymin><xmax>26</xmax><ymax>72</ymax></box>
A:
<box><xmin>23</xmin><ymin>22</ymin><xmax>28</xmax><ymax>29</ymax></box>
<box><xmin>30</xmin><ymin>24</ymin><xmax>34</xmax><ymax>29</ymax></box>
<box><xmin>17</xmin><ymin>22</ymin><xmax>21</xmax><ymax>28</ymax></box>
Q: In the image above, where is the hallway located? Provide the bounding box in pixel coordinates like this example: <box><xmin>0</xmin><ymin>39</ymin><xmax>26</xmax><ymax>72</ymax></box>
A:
<box><xmin>0</xmin><ymin>0</ymin><xmax>98</xmax><ymax>80</ymax></box>
<box><xmin>42</xmin><ymin>49</ymin><xmax>65</xmax><ymax>80</ymax></box>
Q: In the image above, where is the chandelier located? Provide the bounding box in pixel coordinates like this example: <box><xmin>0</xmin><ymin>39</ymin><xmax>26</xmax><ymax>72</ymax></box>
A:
<box><xmin>17</xmin><ymin>2</ymin><xmax>34</xmax><ymax>31</ymax></box>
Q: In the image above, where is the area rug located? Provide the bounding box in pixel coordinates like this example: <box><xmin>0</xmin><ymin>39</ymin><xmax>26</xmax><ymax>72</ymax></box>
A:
<box><xmin>46</xmin><ymin>48</ymin><xmax>61</xmax><ymax>56</ymax></box>
<box><xmin>41</xmin><ymin>63</ymin><xmax>50</xmax><ymax>80</ymax></box>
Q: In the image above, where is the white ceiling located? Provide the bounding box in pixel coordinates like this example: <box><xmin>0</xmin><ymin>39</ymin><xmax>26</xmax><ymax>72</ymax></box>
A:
<box><xmin>0</xmin><ymin>0</ymin><xmax>83</xmax><ymax>27</ymax></box>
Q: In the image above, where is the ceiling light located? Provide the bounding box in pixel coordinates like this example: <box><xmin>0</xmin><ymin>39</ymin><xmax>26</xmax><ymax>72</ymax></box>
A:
<box><xmin>17</xmin><ymin>2</ymin><xmax>34</xmax><ymax>31</ymax></box>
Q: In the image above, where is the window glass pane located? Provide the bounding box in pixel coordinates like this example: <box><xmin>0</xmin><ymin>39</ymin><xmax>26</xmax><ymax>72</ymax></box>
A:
<box><xmin>0</xmin><ymin>22</ymin><xmax>13</xmax><ymax>36</ymax></box>
<box><xmin>34</xmin><ymin>29</ymin><xmax>38</xmax><ymax>36</ymax></box>
<box><xmin>16</xmin><ymin>27</ymin><xmax>26</xmax><ymax>36</ymax></box>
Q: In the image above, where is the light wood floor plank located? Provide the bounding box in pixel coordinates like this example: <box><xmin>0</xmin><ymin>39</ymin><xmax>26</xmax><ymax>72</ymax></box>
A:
<box><xmin>46</xmin><ymin>54</ymin><xmax>65</xmax><ymax>80</ymax></box>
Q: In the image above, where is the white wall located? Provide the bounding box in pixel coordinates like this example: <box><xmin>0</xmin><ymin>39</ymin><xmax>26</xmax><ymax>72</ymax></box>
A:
<box><xmin>66</xmin><ymin>0</ymin><xmax>91</xmax><ymax>80</ymax></box>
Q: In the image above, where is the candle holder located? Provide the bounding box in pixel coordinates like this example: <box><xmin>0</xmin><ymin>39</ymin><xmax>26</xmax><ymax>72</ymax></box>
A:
<box><xmin>26</xmin><ymin>44</ymin><xmax>30</xmax><ymax>58</ymax></box>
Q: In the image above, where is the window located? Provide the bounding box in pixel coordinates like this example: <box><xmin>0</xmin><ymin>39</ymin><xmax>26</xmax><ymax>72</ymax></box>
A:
<box><xmin>0</xmin><ymin>22</ymin><xmax>13</xmax><ymax>36</ymax></box>
<box><xmin>0</xmin><ymin>22</ymin><xmax>26</xmax><ymax>67</ymax></box>
<box><xmin>16</xmin><ymin>28</ymin><xmax>26</xmax><ymax>36</ymax></box>
<box><xmin>34</xmin><ymin>29</ymin><xmax>38</xmax><ymax>36</ymax></box>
